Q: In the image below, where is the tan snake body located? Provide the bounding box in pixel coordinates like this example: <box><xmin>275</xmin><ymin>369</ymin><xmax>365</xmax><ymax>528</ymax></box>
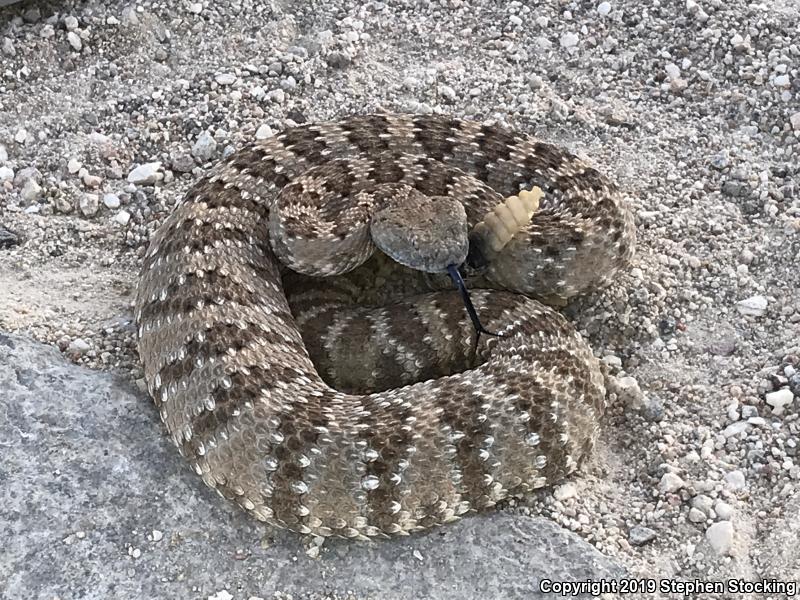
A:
<box><xmin>135</xmin><ymin>114</ymin><xmax>635</xmax><ymax>538</ymax></box>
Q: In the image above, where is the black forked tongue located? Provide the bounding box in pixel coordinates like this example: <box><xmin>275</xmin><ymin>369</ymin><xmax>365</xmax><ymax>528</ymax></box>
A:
<box><xmin>446</xmin><ymin>264</ymin><xmax>503</xmax><ymax>354</ymax></box>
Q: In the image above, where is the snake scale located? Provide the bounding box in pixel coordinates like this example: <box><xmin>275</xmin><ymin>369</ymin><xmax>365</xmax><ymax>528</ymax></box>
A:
<box><xmin>135</xmin><ymin>114</ymin><xmax>635</xmax><ymax>539</ymax></box>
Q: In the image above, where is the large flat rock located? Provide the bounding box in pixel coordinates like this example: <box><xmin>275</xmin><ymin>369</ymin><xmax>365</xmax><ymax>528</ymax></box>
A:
<box><xmin>0</xmin><ymin>333</ymin><xmax>625</xmax><ymax>599</ymax></box>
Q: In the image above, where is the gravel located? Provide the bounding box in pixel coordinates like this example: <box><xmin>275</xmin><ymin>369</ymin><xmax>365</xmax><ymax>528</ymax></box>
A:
<box><xmin>1</xmin><ymin>0</ymin><xmax>799</xmax><ymax>596</ymax></box>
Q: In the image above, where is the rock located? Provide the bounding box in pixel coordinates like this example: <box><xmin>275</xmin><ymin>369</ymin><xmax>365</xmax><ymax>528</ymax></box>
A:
<box><xmin>67</xmin><ymin>338</ymin><xmax>90</xmax><ymax>356</ymax></box>
<box><xmin>255</xmin><ymin>124</ymin><xmax>274</xmax><ymax>140</ymax></box>
<box><xmin>102</xmin><ymin>193</ymin><xmax>121</xmax><ymax>209</ymax></box>
<box><xmin>723</xmin><ymin>421</ymin><xmax>749</xmax><ymax>437</ymax></box>
<box><xmin>188</xmin><ymin>2</ymin><xmax>203</xmax><ymax>14</ymax></box>
<box><xmin>791</xmin><ymin>112</ymin><xmax>800</xmax><ymax>132</ymax></box>
<box><xmin>665</xmin><ymin>63</ymin><xmax>680</xmax><ymax>80</ymax></box>
<box><xmin>2</xmin><ymin>37</ymin><xmax>15</xmax><ymax>58</ymax></box>
<box><xmin>326</xmin><ymin>51</ymin><xmax>351</xmax><ymax>68</ymax></box>
<box><xmin>692</xmin><ymin>494</ymin><xmax>714</xmax><ymax>515</ymax></box>
<box><xmin>706</xmin><ymin>521</ymin><xmax>734</xmax><ymax>555</ymax></box>
<box><xmin>597</xmin><ymin>1</ymin><xmax>611</xmax><ymax>16</ymax></box>
<box><xmin>215</xmin><ymin>73</ymin><xmax>237</xmax><ymax>86</ymax></box>
<box><xmin>21</xmin><ymin>178</ymin><xmax>42</xmax><ymax>203</ymax></box>
<box><xmin>688</xmin><ymin>508</ymin><xmax>706</xmax><ymax>523</ymax></box>
<box><xmin>67</xmin><ymin>31</ymin><xmax>82</xmax><ymax>51</ymax></box>
<box><xmin>79</xmin><ymin>193</ymin><xmax>99</xmax><ymax>217</ymax></box>
<box><xmin>191</xmin><ymin>131</ymin><xmax>218</xmax><ymax>162</ymax></box>
<box><xmin>67</xmin><ymin>159</ymin><xmax>82</xmax><ymax>174</ymax></box>
<box><xmin>766</xmin><ymin>388</ymin><xmax>794</xmax><ymax>414</ymax></box>
<box><xmin>736</xmin><ymin>295</ymin><xmax>767</xmax><ymax>317</ymax></box>
<box><xmin>0</xmin><ymin>334</ymin><xmax>626</xmax><ymax>599</ymax></box>
<box><xmin>628</xmin><ymin>525</ymin><xmax>657</xmax><ymax>546</ymax></box>
<box><xmin>64</xmin><ymin>16</ymin><xmax>79</xmax><ymax>31</ymax></box>
<box><xmin>0</xmin><ymin>166</ymin><xmax>13</xmax><ymax>182</ymax></box>
<box><xmin>659</xmin><ymin>472</ymin><xmax>685</xmax><ymax>493</ymax></box>
<box><xmin>114</xmin><ymin>210</ymin><xmax>131</xmax><ymax>225</ymax></box>
<box><xmin>714</xmin><ymin>501</ymin><xmax>733</xmax><ymax>520</ymax></box>
<box><xmin>614</xmin><ymin>376</ymin><xmax>644</xmax><ymax>408</ymax></box>
<box><xmin>553</xmin><ymin>482</ymin><xmax>577</xmax><ymax>501</ymax></box>
<box><xmin>0</xmin><ymin>225</ymin><xmax>20</xmax><ymax>248</ymax></box>
<box><xmin>127</xmin><ymin>162</ymin><xmax>162</xmax><ymax>185</ymax></box>
<box><xmin>170</xmin><ymin>153</ymin><xmax>195</xmax><ymax>173</ymax></box>
<box><xmin>559</xmin><ymin>32</ymin><xmax>579</xmax><ymax>48</ymax></box>
<box><xmin>724</xmin><ymin>470</ymin><xmax>746</xmax><ymax>491</ymax></box>
<box><xmin>774</xmin><ymin>74</ymin><xmax>790</xmax><ymax>87</ymax></box>
<box><xmin>0</xmin><ymin>144</ymin><xmax>7</xmax><ymax>163</ymax></box>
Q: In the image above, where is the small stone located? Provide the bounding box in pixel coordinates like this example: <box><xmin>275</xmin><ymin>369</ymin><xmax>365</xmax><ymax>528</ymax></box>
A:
<box><xmin>67</xmin><ymin>159</ymin><xmax>82</xmax><ymax>174</ymax></box>
<box><xmin>81</xmin><ymin>172</ymin><xmax>102</xmax><ymax>189</ymax></box>
<box><xmin>103</xmin><ymin>193</ymin><xmax>121</xmax><ymax>209</ymax></box>
<box><xmin>553</xmin><ymin>482</ymin><xmax>577</xmax><ymax>501</ymax></box>
<box><xmin>2</xmin><ymin>37</ymin><xmax>15</xmax><ymax>58</ymax></box>
<box><xmin>127</xmin><ymin>162</ymin><xmax>162</xmax><ymax>185</ymax></box>
<box><xmin>326</xmin><ymin>51</ymin><xmax>351</xmax><ymax>69</ymax></box>
<box><xmin>439</xmin><ymin>85</ymin><xmax>457</xmax><ymax>102</ymax></box>
<box><xmin>21</xmin><ymin>179</ymin><xmax>42</xmax><ymax>202</ymax></box>
<box><xmin>614</xmin><ymin>376</ymin><xmax>644</xmax><ymax>408</ymax></box>
<box><xmin>688</xmin><ymin>508</ymin><xmax>706</xmax><ymax>523</ymax></box>
<box><xmin>79</xmin><ymin>193</ymin><xmax>99</xmax><ymax>217</ymax></box>
<box><xmin>208</xmin><ymin>591</ymin><xmax>233</xmax><ymax>600</ymax></box>
<box><xmin>714</xmin><ymin>501</ymin><xmax>734</xmax><ymax>520</ymax></box>
<box><xmin>509</xmin><ymin>15</ymin><xmax>522</xmax><ymax>26</ymax></box>
<box><xmin>170</xmin><ymin>153</ymin><xmax>195</xmax><ymax>173</ymax></box>
<box><xmin>774</xmin><ymin>74</ymin><xmax>790</xmax><ymax>87</ymax></box>
<box><xmin>0</xmin><ymin>166</ymin><xmax>13</xmax><ymax>182</ymax></box>
<box><xmin>188</xmin><ymin>3</ymin><xmax>203</xmax><ymax>14</ymax></box>
<box><xmin>724</xmin><ymin>470</ymin><xmax>746</xmax><ymax>491</ymax></box>
<box><xmin>559</xmin><ymin>32</ymin><xmax>579</xmax><ymax>48</ymax></box>
<box><xmin>629</xmin><ymin>525</ymin><xmax>657</xmax><ymax>546</ymax></box>
<box><xmin>152</xmin><ymin>529</ymin><xmax>163</xmax><ymax>542</ymax></box>
<box><xmin>597</xmin><ymin>1</ymin><xmax>612</xmax><ymax>15</ymax></box>
<box><xmin>191</xmin><ymin>131</ymin><xmax>218</xmax><ymax>162</ymax></box>
<box><xmin>215</xmin><ymin>73</ymin><xmax>236</xmax><ymax>86</ymax></box>
<box><xmin>736</xmin><ymin>295</ymin><xmax>767</xmax><ymax>317</ymax></box>
<box><xmin>15</xmin><ymin>129</ymin><xmax>28</xmax><ymax>144</ymax></box>
<box><xmin>706</xmin><ymin>521</ymin><xmax>734</xmax><ymax>555</ymax></box>
<box><xmin>766</xmin><ymin>388</ymin><xmax>794</xmax><ymax>414</ymax></box>
<box><xmin>0</xmin><ymin>225</ymin><xmax>20</xmax><ymax>248</ymax></box>
<box><xmin>791</xmin><ymin>113</ymin><xmax>800</xmax><ymax>132</ymax></box>
<box><xmin>255</xmin><ymin>124</ymin><xmax>274</xmax><ymax>140</ymax></box>
<box><xmin>659</xmin><ymin>472</ymin><xmax>685</xmax><ymax>493</ymax></box>
<box><xmin>114</xmin><ymin>210</ymin><xmax>131</xmax><ymax>225</ymax></box>
<box><xmin>0</xmin><ymin>144</ymin><xmax>7</xmax><ymax>163</ymax></box>
<box><xmin>67</xmin><ymin>31</ymin><xmax>82</xmax><ymax>52</ymax></box>
<box><xmin>722</xmin><ymin>421</ymin><xmax>749</xmax><ymax>437</ymax></box>
<box><xmin>64</xmin><ymin>16</ymin><xmax>79</xmax><ymax>31</ymax></box>
<box><xmin>665</xmin><ymin>63</ymin><xmax>681</xmax><ymax>80</ymax></box>
<box><xmin>68</xmin><ymin>338</ymin><xmax>90</xmax><ymax>356</ymax></box>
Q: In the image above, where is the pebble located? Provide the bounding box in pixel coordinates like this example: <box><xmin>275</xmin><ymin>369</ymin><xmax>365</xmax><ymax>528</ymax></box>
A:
<box><xmin>724</xmin><ymin>470</ymin><xmax>746</xmax><ymax>491</ymax></box>
<box><xmin>665</xmin><ymin>63</ymin><xmax>680</xmax><ymax>80</ymax></box>
<box><xmin>208</xmin><ymin>592</ymin><xmax>233</xmax><ymax>600</ymax></box>
<box><xmin>597</xmin><ymin>1</ymin><xmax>612</xmax><ymax>16</ymax></box>
<box><xmin>67</xmin><ymin>159</ymin><xmax>82</xmax><ymax>174</ymax></box>
<box><xmin>765</xmin><ymin>388</ymin><xmax>794</xmax><ymax>414</ymax></box>
<box><xmin>79</xmin><ymin>194</ymin><xmax>99</xmax><ymax>217</ymax></box>
<box><xmin>691</xmin><ymin>494</ymin><xmax>714</xmax><ymax>515</ymax></box>
<box><xmin>67</xmin><ymin>338</ymin><xmax>90</xmax><ymax>356</ymax></box>
<box><xmin>188</xmin><ymin>3</ymin><xmax>203</xmax><ymax>14</ymax></box>
<box><xmin>255</xmin><ymin>124</ymin><xmax>274</xmax><ymax>140</ymax></box>
<box><xmin>67</xmin><ymin>31</ymin><xmax>82</xmax><ymax>52</ymax></box>
<box><xmin>559</xmin><ymin>32</ymin><xmax>579</xmax><ymax>48</ymax></box>
<box><xmin>553</xmin><ymin>482</ymin><xmax>577</xmax><ymax>501</ymax></box>
<box><xmin>0</xmin><ymin>144</ymin><xmax>6</xmax><ymax>163</ymax></box>
<box><xmin>64</xmin><ymin>16</ymin><xmax>79</xmax><ymax>31</ymax></box>
<box><xmin>151</xmin><ymin>529</ymin><xmax>163</xmax><ymax>542</ymax></box>
<box><xmin>127</xmin><ymin>162</ymin><xmax>162</xmax><ymax>185</ymax></box>
<box><xmin>614</xmin><ymin>376</ymin><xmax>644</xmax><ymax>408</ymax></box>
<box><xmin>114</xmin><ymin>210</ymin><xmax>131</xmax><ymax>225</ymax></box>
<box><xmin>102</xmin><ymin>193</ymin><xmax>121</xmax><ymax>209</ymax></box>
<box><xmin>688</xmin><ymin>507</ymin><xmax>706</xmax><ymax>523</ymax></box>
<box><xmin>659</xmin><ymin>472</ymin><xmax>685</xmax><ymax>493</ymax></box>
<box><xmin>215</xmin><ymin>73</ymin><xmax>237</xmax><ymax>86</ymax></box>
<box><xmin>326</xmin><ymin>51</ymin><xmax>351</xmax><ymax>69</ymax></box>
<box><xmin>773</xmin><ymin>74</ymin><xmax>790</xmax><ymax>87</ymax></box>
<box><xmin>21</xmin><ymin>179</ymin><xmax>42</xmax><ymax>202</ymax></box>
<box><xmin>735</xmin><ymin>295</ymin><xmax>767</xmax><ymax>317</ymax></box>
<box><xmin>14</xmin><ymin>129</ymin><xmax>27</xmax><ymax>144</ymax></box>
<box><xmin>191</xmin><ymin>132</ymin><xmax>218</xmax><ymax>162</ymax></box>
<box><xmin>628</xmin><ymin>525</ymin><xmax>657</xmax><ymax>546</ymax></box>
<box><xmin>791</xmin><ymin>112</ymin><xmax>800</xmax><ymax>132</ymax></box>
<box><xmin>1</xmin><ymin>38</ymin><xmax>15</xmax><ymax>58</ymax></box>
<box><xmin>0</xmin><ymin>166</ymin><xmax>13</xmax><ymax>182</ymax></box>
<box><xmin>170</xmin><ymin>153</ymin><xmax>195</xmax><ymax>173</ymax></box>
<box><xmin>705</xmin><ymin>521</ymin><xmax>734</xmax><ymax>555</ymax></box>
<box><xmin>714</xmin><ymin>501</ymin><xmax>733</xmax><ymax>520</ymax></box>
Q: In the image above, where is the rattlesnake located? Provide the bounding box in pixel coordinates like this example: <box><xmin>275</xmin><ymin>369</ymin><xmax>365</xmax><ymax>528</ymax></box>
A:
<box><xmin>135</xmin><ymin>114</ymin><xmax>635</xmax><ymax>539</ymax></box>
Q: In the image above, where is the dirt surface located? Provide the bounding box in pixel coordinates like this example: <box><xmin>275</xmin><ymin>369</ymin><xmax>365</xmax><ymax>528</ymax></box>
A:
<box><xmin>1</xmin><ymin>0</ymin><xmax>799</xmax><ymax>598</ymax></box>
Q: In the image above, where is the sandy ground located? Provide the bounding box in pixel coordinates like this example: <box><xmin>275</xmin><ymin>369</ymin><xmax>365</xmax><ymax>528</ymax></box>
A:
<box><xmin>2</xmin><ymin>0</ymin><xmax>799</xmax><ymax>597</ymax></box>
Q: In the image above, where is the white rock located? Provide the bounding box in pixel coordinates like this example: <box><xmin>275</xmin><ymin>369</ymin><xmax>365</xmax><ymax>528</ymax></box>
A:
<box><xmin>127</xmin><ymin>162</ymin><xmax>162</xmax><ymax>185</ymax></box>
<box><xmin>0</xmin><ymin>166</ymin><xmax>13</xmax><ymax>182</ymax></box>
<box><xmin>191</xmin><ymin>131</ymin><xmax>217</xmax><ymax>162</ymax></box>
<box><xmin>766</xmin><ymin>388</ymin><xmax>794</xmax><ymax>414</ymax></box>
<box><xmin>151</xmin><ymin>529</ymin><xmax>163</xmax><ymax>542</ymax></box>
<box><xmin>64</xmin><ymin>16</ymin><xmax>79</xmax><ymax>31</ymax></box>
<box><xmin>774</xmin><ymin>74</ymin><xmax>790</xmax><ymax>87</ymax></box>
<box><xmin>659</xmin><ymin>472</ymin><xmax>685</xmax><ymax>493</ymax></box>
<box><xmin>714</xmin><ymin>501</ymin><xmax>733</xmax><ymax>520</ymax></box>
<box><xmin>67</xmin><ymin>31</ymin><xmax>82</xmax><ymax>51</ymax></box>
<box><xmin>791</xmin><ymin>112</ymin><xmax>800</xmax><ymax>132</ymax></box>
<box><xmin>79</xmin><ymin>193</ymin><xmax>99</xmax><ymax>217</ymax></box>
<box><xmin>665</xmin><ymin>63</ymin><xmax>681</xmax><ymax>80</ymax></box>
<box><xmin>114</xmin><ymin>210</ymin><xmax>131</xmax><ymax>225</ymax></box>
<box><xmin>597</xmin><ymin>1</ymin><xmax>611</xmax><ymax>16</ymax></box>
<box><xmin>706</xmin><ymin>521</ymin><xmax>734</xmax><ymax>555</ymax></box>
<box><xmin>21</xmin><ymin>178</ymin><xmax>42</xmax><ymax>202</ymax></box>
<box><xmin>735</xmin><ymin>295</ymin><xmax>767</xmax><ymax>317</ymax></box>
<box><xmin>553</xmin><ymin>482</ymin><xmax>577</xmax><ymax>501</ymax></box>
<box><xmin>0</xmin><ymin>144</ymin><xmax>7</xmax><ymax>162</ymax></box>
<box><xmin>614</xmin><ymin>376</ymin><xmax>644</xmax><ymax>408</ymax></box>
<box><xmin>215</xmin><ymin>73</ymin><xmax>236</xmax><ymax>86</ymax></box>
<box><xmin>67</xmin><ymin>159</ymin><xmax>82</xmax><ymax>174</ymax></box>
<box><xmin>103</xmin><ymin>193</ymin><xmax>121</xmax><ymax>209</ymax></box>
<box><xmin>188</xmin><ymin>3</ymin><xmax>203</xmax><ymax>14</ymax></box>
<box><xmin>724</xmin><ymin>470</ymin><xmax>746</xmax><ymax>490</ymax></box>
<box><xmin>688</xmin><ymin>507</ymin><xmax>706</xmax><ymax>523</ymax></box>
<box><xmin>15</xmin><ymin>129</ymin><xmax>27</xmax><ymax>144</ymax></box>
<box><xmin>559</xmin><ymin>32</ymin><xmax>579</xmax><ymax>48</ymax></box>
<box><xmin>68</xmin><ymin>338</ymin><xmax>90</xmax><ymax>355</ymax></box>
<box><xmin>722</xmin><ymin>420</ymin><xmax>749</xmax><ymax>437</ymax></box>
<box><xmin>255</xmin><ymin>124</ymin><xmax>274</xmax><ymax>140</ymax></box>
